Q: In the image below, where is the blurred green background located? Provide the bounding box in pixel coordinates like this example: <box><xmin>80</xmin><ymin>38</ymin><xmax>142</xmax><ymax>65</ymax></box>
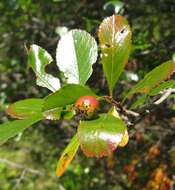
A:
<box><xmin>0</xmin><ymin>0</ymin><xmax>175</xmax><ymax>189</ymax></box>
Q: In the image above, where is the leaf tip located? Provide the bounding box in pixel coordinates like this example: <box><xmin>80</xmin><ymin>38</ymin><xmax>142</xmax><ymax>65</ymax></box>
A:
<box><xmin>55</xmin><ymin>167</ymin><xmax>63</xmax><ymax>178</ymax></box>
<box><xmin>119</xmin><ymin>130</ymin><xmax>129</xmax><ymax>147</ymax></box>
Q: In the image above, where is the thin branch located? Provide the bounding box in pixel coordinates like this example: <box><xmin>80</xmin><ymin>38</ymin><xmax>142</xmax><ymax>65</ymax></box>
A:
<box><xmin>154</xmin><ymin>88</ymin><xmax>175</xmax><ymax>105</ymax></box>
<box><xmin>103</xmin><ymin>95</ymin><xmax>140</xmax><ymax>117</ymax></box>
<box><xmin>128</xmin><ymin>88</ymin><xmax>175</xmax><ymax>125</ymax></box>
<box><xmin>0</xmin><ymin>158</ymin><xmax>44</xmax><ymax>176</ymax></box>
<box><xmin>101</xmin><ymin>88</ymin><xmax>174</xmax><ymax>126</ymax></box>
<box><xmin>12</xmin><ymin>169</ymin><xmax>26</xmax><ymax>190</ymax></box>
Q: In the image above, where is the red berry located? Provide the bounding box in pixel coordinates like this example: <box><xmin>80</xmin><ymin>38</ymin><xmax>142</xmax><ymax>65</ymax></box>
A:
<box><xmin>75</xmin><ymin>96</ymin><xmax>99</xmax><ymax>118</ymax></box>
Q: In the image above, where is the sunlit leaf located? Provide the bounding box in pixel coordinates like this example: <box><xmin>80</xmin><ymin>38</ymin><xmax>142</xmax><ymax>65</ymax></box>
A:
<box><xmin>56</xmin><ymin>30</ymin><xmax>97</xmax><ymax>85</ymax></box>
<box><xmin>78</xmin><ymin>114</ymin><xmax>126</xmax><ymax>157</ymax></box>
<box><xmin>6</xmin><ymin>98</ymin><xmax>44</xmax><ymax>119</ymax></box>
<box><xmin>43</xmin><ymin>84</ymin><xmax>96</xmax><ymax>112</ymax></box>
<box><xmin>98</xmin><ymin>15</ymin><xmax>132</xmax><ymax>95</ymax></box>
<box><xmin>28</xmin><ymin>44</ymin><xmax>61</xmax><ymax>92</ymax></box>
<box><xmin>0</xmin><ymin>115</ymin><xmax>42</xmax><ymax>144</ymax></box>
<box><xmin>56</xmin><ymin>134</ymin><xmax>79</xmax><ymax>177</ymax></box>
<box><xmin>125</xmin><ymin>60</ymin><xmax>175</xmax><ymax>99</ymax></box>
<box><xmin>56</xmin><ymin>29</ymin><xmax>98</xmax><ymax>85</ymax></box>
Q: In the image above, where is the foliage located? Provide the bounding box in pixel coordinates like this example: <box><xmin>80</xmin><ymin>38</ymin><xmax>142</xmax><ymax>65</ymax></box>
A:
<box><xmin>98</xmin><ymin>15</ymin><xmax>132</xmax><ymax>95</ymax></box>
<box><xmin>1</xmin><ymin>13</ymin><xmax>175</xmax><ymax>179</ymax></box>
<box><xmin>0</xmin><ymin>1</ymin><xmax>175</xmax><ymax>190</ymax></box>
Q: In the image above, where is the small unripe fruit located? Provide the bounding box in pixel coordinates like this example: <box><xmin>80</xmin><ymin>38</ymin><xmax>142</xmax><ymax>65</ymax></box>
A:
<box><xmin>75</xmin><ymin>96</ymin><xmax>99</xmax><ymax>118</ymax></box>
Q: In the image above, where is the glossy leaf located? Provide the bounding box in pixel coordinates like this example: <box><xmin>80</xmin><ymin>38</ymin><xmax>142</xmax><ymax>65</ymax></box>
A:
<box><xmin>56</xmin><ymin>29</ymin><xmax>98</xmax><ymax>85</ymax></box>
<box><xmin>28</xmin><ymin>44</ymin><xmax>60</xmax><ymax>92</ymax></box>
<box><xmin>78</xmin><ymin>114</ymin><xmax>126</xmax><ymax>157</ymax></box>
<box><xmin>125</xmin><ymin>60</ymin><xmax>175</xmax><ymax>98</ymax></box>
<box><xmin>0</xmin><ymin>115</ymin><xmax>42</xmax><ymax>144</ymax></box>
<box><xmin>98</xmin><ymin>15</ymin><xmax>132</xmax><ymax>95</ymax></box>
<box><xmin>149</xmin><ymin>80</ymin><xmax>175</xmax><ymax>96</ymax></box>
<box><xmin>43</xmin><ymin>84</ymin><xmax>96</xmax><ymax>111</ymax></box>
<box><xmin>6</xmin><ymin>98</ymin><xmax>44</xmax><ymax>119</ymax></box>
<box><xmin>56</xmin><ymin>134</ymin><xmax>79</xmax><ymax>177</ymax></box>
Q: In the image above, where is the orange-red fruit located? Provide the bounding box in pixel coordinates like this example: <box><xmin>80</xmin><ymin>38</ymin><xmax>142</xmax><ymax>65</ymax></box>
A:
<box><xmin>75</xmin><ymin>96</ymin><xmax>99</xmax><ymax>117</ymax></box>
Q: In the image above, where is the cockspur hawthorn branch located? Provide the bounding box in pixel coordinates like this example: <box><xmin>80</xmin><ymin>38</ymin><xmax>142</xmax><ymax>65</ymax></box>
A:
<box><xmin>103</xmin><ymin>88</ymin><xmax>175</xmax><ymax>126</ymax></box>
<box><xmin>0</xmin><ymin>158</ymin><xmax>44</xmax><ymax>176</ymax></box>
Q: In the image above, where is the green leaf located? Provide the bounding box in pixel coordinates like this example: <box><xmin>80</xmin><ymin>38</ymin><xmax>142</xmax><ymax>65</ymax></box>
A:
<box><xmin>125</xmin><ymin>60</ymin><xmax>175</xmax><ymax>99</ymax></box>
<box><xmin>43</xmin><ymin>84</ymin><xmax>96</xmax><ymax>112</ymax></box>
<box><xmin>56</xmin><ymin>29</ymin><xmax>98</xmax><ymax>85</ymax></box>
<box><xmin>98</xmin><ymin>15</ymin><xmax>132</xmax><ymax>95</ymax></box>
<box><xmin>6</xmin><ymin>98</ymin><xmax>44</xmax><ymax>119</ymax></box>
<box><xmin>56</xmin><ymin>134</ymin><xmax>79</xmax><ymax>177</ymax></box>
<box><xmin>149</xmin><ymin>80</ymin><xmax>175</xmax><ymax>96</ymax></box>
<box><xmin>78</xmin><ymin>114</ymin><xmax>126</xmax><ymax>157</ymax></box>
<box><xmin>0</xmin><ymin>115</ymin><xmax>42</xmax><ymax>144</ymax></box>
<box><xmin>28</xmin><ymin>44</ymin><xmax>61</xmax><ymax>92</ymax></box>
